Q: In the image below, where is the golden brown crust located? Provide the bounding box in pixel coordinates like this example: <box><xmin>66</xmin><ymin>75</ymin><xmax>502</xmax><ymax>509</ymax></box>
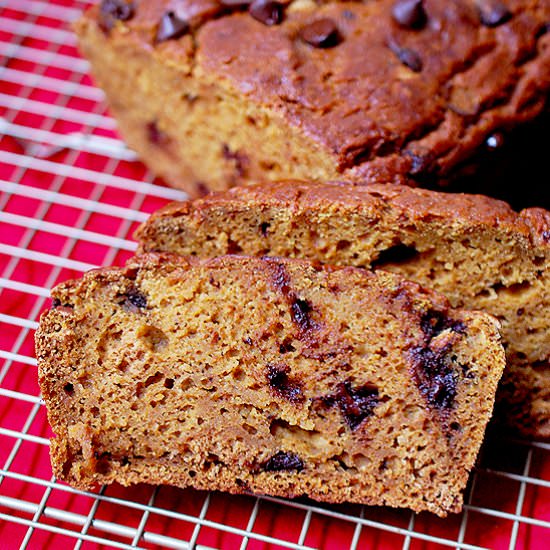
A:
<box><xmin>75</xmin><ymin>1</ymin><xmax>550</xmax><ymax>194</ymax></box>
<box><xmin>143</xmin><ymin>181</ymin><xmax>537</xmax><ymax>237</ymax></box>
<box><xmin>36</xmin><ymin>253</ymin><xmax>505</xmax><ymax>516</ymax></box>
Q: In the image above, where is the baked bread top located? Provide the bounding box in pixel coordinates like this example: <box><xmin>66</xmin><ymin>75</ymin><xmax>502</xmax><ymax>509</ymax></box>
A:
<box><xmin>86</xmin><ymin>0</ymin><xmax>550</xmax><ymax>183</ymax></box>
<box><xmin>140</xmin><ymin>180</ymin><xmax>550</xmax><ymax>247</ymax></box>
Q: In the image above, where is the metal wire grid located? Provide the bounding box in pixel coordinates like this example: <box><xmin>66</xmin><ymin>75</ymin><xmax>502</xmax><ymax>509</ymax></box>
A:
<box><xmin>0</xmin><ymin>0</ymin><xmax>548</xmax><ymax>548</ymax></box>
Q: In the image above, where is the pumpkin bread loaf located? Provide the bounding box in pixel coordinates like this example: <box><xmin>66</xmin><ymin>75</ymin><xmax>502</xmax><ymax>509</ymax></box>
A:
<box><xmin>135</xmin><ymin>181</ymin><xmax>550</xmax><ymax>437</ymax></box>
<box><xmin>36</xmin><ymin>254</ymin><xmax>505</xmax><ymax>516</ymax></box>
<box><xmin>74</xmin><ymin>0</ymin><xmax>550</xmax><ymax>196</ymax></box>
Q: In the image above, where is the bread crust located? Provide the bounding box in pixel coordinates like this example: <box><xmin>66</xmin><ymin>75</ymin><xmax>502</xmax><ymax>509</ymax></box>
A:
<box><xmin>74</xmin><ymin>1</ymin><xmax>550</xmax><ymax>195</ymax></box>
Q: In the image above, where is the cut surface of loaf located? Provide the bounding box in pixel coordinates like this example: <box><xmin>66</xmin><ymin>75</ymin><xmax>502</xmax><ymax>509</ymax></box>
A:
<box><xmin>36</xmin><ymin>254</ymin><xmax>505</xmax><ymax>516</ymax></box>
<box><xmin>135</xmin><ymin>181</ymin><xmax>550</xmax><ymax>437</ymax></box>
<box><xmin>74</xmin><ymin>0</ymin><xmax>550</xmax><ymax>196</ymax></box>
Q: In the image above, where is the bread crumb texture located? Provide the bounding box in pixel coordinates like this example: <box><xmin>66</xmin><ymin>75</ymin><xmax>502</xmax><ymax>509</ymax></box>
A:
<box><xmin>36</xmin><ymin>254</ymin><xmax>505</xmax><ymax>516</ymax></box>
<box><xmin>136</xmin><ymin>181</ymin><xmax>550</xmax><ymax>438</ymax></box>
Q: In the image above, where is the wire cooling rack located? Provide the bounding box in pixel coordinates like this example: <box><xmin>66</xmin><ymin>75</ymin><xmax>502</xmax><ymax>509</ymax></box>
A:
<box><xmin>0</xmin><ymin>1</ymin><xmax>549</xmax><ymax>548</ymax></box>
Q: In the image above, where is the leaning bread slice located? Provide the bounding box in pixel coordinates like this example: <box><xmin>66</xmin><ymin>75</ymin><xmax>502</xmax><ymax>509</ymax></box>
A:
<box><xmin>135</xmin><ymin>181</ymin><xmax>550</xmax><ymax>438</ymax></box>
<box><xmin>36</xmin><ymin>254</ymin><xmax>504</xmax><ymax>516</ymax></box>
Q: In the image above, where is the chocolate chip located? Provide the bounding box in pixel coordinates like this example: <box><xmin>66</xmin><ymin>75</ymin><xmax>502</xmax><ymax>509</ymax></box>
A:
<box><xmin>262</xmin><ymin>450</ymin><xmax>304</xmax><ymax>472</ymax></box>
<box><xmin>279</xmin><ymin>338</ymin><xmax>295</xmax><ymax>354</ymax></box>
<box><xmin>51</xmin><ymin>298</ymin><xmax>74</xmax><ymax>310</ymax></box>
<box><xmin>259</xmin><ymin>222</ymin><xmax>270</xmax><ymax>237</ymax></box>
<box><xmin>222</xmin><ymin>144</ymin><xmax>249</xmax><ymax>177</ymax></box>
<box><xmin>486</xmin><ymin>132</ymin><xmax>505</xmax><ymax>150</ymax></box>
<box><xmin>63</xmin><ymin>383</ymin><xmax>74</xmax><ymax>394</ymax></box>
<box><xmin>392</xmin><ymin>0</ymin><xmax>426</xmax><ymax>29</ymax></box>
<box><xmin>126</xmin><ymin>289</ymin><xmax>147</xmax><ymax>309</ymax></box>
<box><xmin>393</xmin><ymin>46</ymin><xmax>423</xmax><ymax>72</ymax></box>
<box><xmin>99</xmin><ymin>0</ymin><xmax>134</xmax><ymax>32</ymax></box>
<box><xmin>156</xmin><ymin>11</ymin><xmax>189</xmax><ymax>42</ymax></box>
<box><xmin>235</xmin><ymin>477</ymin><xmax>250</xmax><ymax>490</ymax></box>
<box><xmin>420</xmin><ymin>310</ymin><xmax>466</xmax><ymax>341</ymax></box>
<box><xmin>249</xmin><ymin>0</ymin><xmax>283</xmax><ymax>26</ymax></box>
<box><xmin>269</xmin><ymin>261</ymin><xmax>291</xmax><ymax>297</ymax></box>
<box><xmin>477</xmin><ymin>1</ymin><xmax>512</xmax><ymax>28</ymax></box>
<box><xmin>299</xmin><ymin>18</ymin><xmax>340</xmax><ymax>48</ymax></box>
<box><xmin>410</xmin><ymin>346</ymin><xmax>457</xmax><ymax>410</ymax></box>
<box><xmin>291</xmin><ymin>298</ymin><xmax>314</xmax><ymax>332</ymax></box>
<box><xmin>146</xmin><ymin>121</ymin><xmax>170</xmax><ymax>147</ymax></box>
<box><xmin>266</xmin><ymin>364</ymin><xmax>303</xmax><ymax>402</ymax></box>
<box><xmin>535</xmin><ymin>22</ymin><xmax>550</xmax><ymax>39</ymax></box>
<box><xmin>326</xmin><ymin>381</ymin><xmax>379</xmax><ymax>430</ymax></box>
<box><xmin>405</xmin><ymin>150</ymin><xmax>434</xmax><ymax>175</ymax></box>
<box><xmin>195</xmin><ymin>181</ymin><xmax>210</xmax><ymax>196</ymax></box>
<box><xmin>120</xmin><ymin>287</ymin><xmax>147</xmax><ymax>312</ymax></box>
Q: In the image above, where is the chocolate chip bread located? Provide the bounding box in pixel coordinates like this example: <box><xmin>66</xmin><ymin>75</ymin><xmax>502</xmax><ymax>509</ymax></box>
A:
<box><xmin>74</xmin><ymin>0</ymin><xmax>550</xmax><ymax>196</ymax></box>
<box><xmin>135</xmin><ymin>181</ymin><xmax>550</xmax><ymax>438</ymax></box>
<box><xmin>36</xmin><ymin>254</ymin><xmax>505</xmax><ymax>516</ymax></box>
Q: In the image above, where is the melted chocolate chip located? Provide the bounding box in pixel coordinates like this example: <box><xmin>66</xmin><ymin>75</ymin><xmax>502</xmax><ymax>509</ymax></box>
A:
<box><xmin>259</xmin><ymin>222</ymin><xmax>270</xmax><ymax>237</ymax></box>
<box><xmin>267</xmin><ymin>364</ymin><xmax>303</xmax><ymax>402</ymax></box>
<box><xmin>235</xmin><ymin>477</ymin><xmax>250</xmax><ymax>490</ymax></box>
<box><xmin>299</xmin><ymin>18</ymin><xmax>341</xmax><ymax>48</ymax></box>
<box><xmin>249</xmin><ymin>0</ymin><xmax>283</xmax><ymax>26</ymax></box>
<box><xmin>410</xmin><ymin>346</ymin><xmax>457</xmax><ymax>410</ymax></box>
<box><xmin>477</xmin><ymin>1</ymin><xmax>512</xmax><ymax>28</ymax></box>
<box><xmin>291</xmin><ymin>298</ymin><xmax>315</xmax><ymax>332</ymax></box>
<box><xmin>262</xmin><ymin>450</ymin><xmax>304</xmax><ymax>472</ymax></box>
<box><xmin>420</xmin><ymin>310</ymin><xmax>466</xmax><ymax>341</ymax></box>
<box><xmin>279</xmin><ymin>339</ymin><xmax>295</xmax><ymax>354</ymax></box>
<box><xmin>269</xmin><ymin>261</ymin><xmax>291</xmax><ymax>296</ymax></box>
<box><xmin>120</xmin><ymin>287</ymin><xmax>147</xmax><ymax>312</ymax></box>
<box><xmin>393</xmin><ymin>46</ymin><xmax>423</xmax><ymax>72</ymax></box>
<box><xmin>222</xmin><ymin>144</ymin><xmax>249</xmax><ymax>177</ymax></box>
<box><xmin>392</xmin><ymin>0</ymin><xmax>426</xmax><ymax>29</ymax></box>
<box><xmin>156</xmin><ymin>11</ymin><xmax>189</xmax><ymax>43</ymax></box>
<box><xmin>405</xmin><ymin>150</ymin><xmax>434</xmax><ymax>176</ymax></box>
<box><xmin>267</xmin><ymin>261</ymin><xmax>319</xmax><ymax>335</ymax></box>
<box><xmin>126</xmin><ymin>289</ymin><xmax>147</xmax><ymax>309</ymax></box>
<box><xmin>147</xmin><ymin>121</ymin><xmax>170</xmax><ymax>147</ymax></box>
<box><xmin>195</xmin><ymin>181</ymin><xmax>210</xmax><ymax>196</ymax></box>
<box><xmin>51</xmin><ymin>298</ymin><xmax>74</xmax><ymax>310</ymax></box>
<box><xmin>99</xmin><ymin>0</ymin><xmax>134</xmax><ymax>32</ymax></box>
<box><xmin>326</xmin><ymin>381</ymin><xmax>379</xmax><ymax>430</ymax></box>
